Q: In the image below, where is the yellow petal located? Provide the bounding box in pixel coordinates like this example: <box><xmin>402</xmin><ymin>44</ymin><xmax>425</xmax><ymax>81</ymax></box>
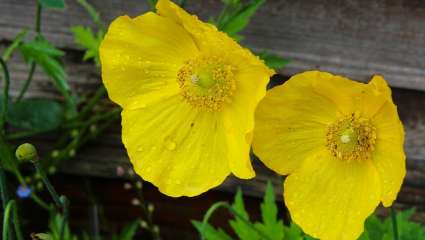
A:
<box><xmin>222</xmin><ymin>67</ymin><xmax>271</xmax><ymax>179</ymax></box>
<box><xmin>122</xmin><ymin>96</ymin><xmax>230</xmax><ymax>197</ymax></box>
<box><xmin>156</xmin><ymin>0</ymin><xmax>271</xmax><ymax>70</ymax></box>
<box><xmin>252</xmin><ymin>71</ymin><xmax>339</xmax><ymax>175</ymax></box>
<box><xmin>372</xmin><ymin>100</ymin><xmax>406</xmax><ymax>206</ymax></box>
<box><xmin>100</xmin><ymin>13</ymin><xmax>198</xmax><ymax>107</ymax></box>
<box><xmin>353</xmin><ymin>75</ymin><xmax>392</xmax><ymax>118</ymax></box>
<box><xmin>284</xmin><ymin>150</ymin><xmax>381</xmax><ymax>240</ymax></box>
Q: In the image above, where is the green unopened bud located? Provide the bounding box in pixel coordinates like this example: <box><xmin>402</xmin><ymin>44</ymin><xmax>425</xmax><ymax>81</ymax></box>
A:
<box><xmin>70</xmin><ymin>129</ymin><xmax>79</xmax><ymax>138</ymax></box>
<box><xmin>15</xmin><ymin>143</ymin><xmax>38</xmax><ymax>162</ymax></box>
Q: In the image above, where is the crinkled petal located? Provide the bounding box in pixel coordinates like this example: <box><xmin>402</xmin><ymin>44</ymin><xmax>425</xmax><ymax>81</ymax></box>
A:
<box><xmin>284</xmin><ymin>150</ymin><xmax>381</xmax><ymax>240</ymax></box>
<box><xmin>156</xmin><ymin>0</ymin><xmax>271</xmax><ymax>70</ymax></box>
<box><xmin>223</xmin><ymin>67</ymin><xmax>271</xmax><ymax>179</ymax></box>
<box><xmin>372</xmin><ymin>100</ymin><xmax>406</xmax><ymax>206</ymax></box>
<box><xmin>252</xmin><ymin>71</ymin><xmax>339</xmax><ymax>174</ymax></box>
<box><xmin>122</xmin><ymin>96</ymin><xmax>230</xmax><ymax>197</ymax></box>
<box><xmin>100</xmin><ymin>13</ymin><xmax>198</xmax><ymax>107</ymax></box>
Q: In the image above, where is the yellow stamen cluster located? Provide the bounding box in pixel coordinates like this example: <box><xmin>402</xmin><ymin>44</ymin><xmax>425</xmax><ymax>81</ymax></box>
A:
<box><xmin>326</xmin><ymin>113</ymin><xmax>376</xmax><ymax>162</ymax></box>
<box><xmin>177</xmin><ymin>55</ymin><xmax>236</xmax><ymax>111</ymax></box>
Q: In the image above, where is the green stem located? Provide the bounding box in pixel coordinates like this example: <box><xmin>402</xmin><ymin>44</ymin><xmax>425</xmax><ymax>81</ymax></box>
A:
<box><xmin>16</xmin><ymin>63</ymin><xmax>36</xmax><ymax>102</ymax></box>
<box><xmin>2</xmin><ymin>200</ymin><xmax>15</xmax><ymax>240</ymax></box>
<box><xmin>59</xmin><ymin>196</ymin><xmax>69</xmax><ymax>240</ymax></box>
<box><xmin>16</xmin><ymin>2</ymin><xmax>42</xmax><ymax>101</ymax></box>
<box><xmin>14</xmin><ymin>169</ymin><xmax>50</xmax><ymax>210</ymax></box>
<box><xmin>35</xmin><ymin>3</ymin><xmax>42</xmax><ymax>34</ymax></box>
<box><xmin>6</xmin><ymin>128</ymin><xmax>54</xmax><ymax>140</ymax></box>
<box><xmin>67</xmin><ymin>107</ymin><xmax>120</xmax><ymax>129</ymax></box>
<box><xmin>0</xmin><ymin>165</ymin><xmax>9</xmax><ymax>211</ymax></box>
<box><xmin>73</xmin><ymin>86</ymin><xmax>106</xmax><ymax>122</ymax></box>
<box><xmin>0</xmin><ymin>58</ymin><xmax>10</xmax><ymax>133</ymax></box>
<box><xmin>132</xmin><ymin>181</ymin><xmax>159</xmax><ymax>240</ymax></box>
<box><xmin>391</xmin><ymin>206</ymin><xmax>399</xmax><ymax>240</ymax></box>
<box><xmin>33</xmin><ymin>161</ymin><xmax>62</xmax><ymax>208</ymax></box>
<box><xmin>200</xmin><ymin>202</ymin><xmax>272</xmax><ymax>240</ymax></box>
<box><xmin>12</xmin><ymin>204</ymin><xmax>23</xmax><ymax>240</ymax></box>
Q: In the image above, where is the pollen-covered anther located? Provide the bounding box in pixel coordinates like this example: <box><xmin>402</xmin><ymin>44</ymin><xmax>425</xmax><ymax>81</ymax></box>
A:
<box><xmin>326</xmin><ymin>113</ymin><xmax>377</xmax><ymax>162</ymax></box>
<box><xmin>177</xmin><ymin>55</ymin><xmax>236</xmax><ymax>111</ymax></box>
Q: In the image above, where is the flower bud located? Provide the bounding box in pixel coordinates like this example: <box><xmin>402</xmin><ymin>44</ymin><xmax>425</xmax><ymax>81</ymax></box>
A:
<box><xmin>15</xmin><ymin>143</ymin><xmax>38</xmax><ymax>162</ymax></box>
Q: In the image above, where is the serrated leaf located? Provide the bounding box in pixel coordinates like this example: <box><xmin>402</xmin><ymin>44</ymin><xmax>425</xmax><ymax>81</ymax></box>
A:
<box><xmin>254</xmin><ymin>181</ymin><xmax>284</xmax><ymax>240</ymax></box>
<box><xmin>19</xmin><ymin>38</ymin><xmax>75</xmax><ymax>115</ymax></box>
<box><xmin>38</xmin><ymin>0</ymin><xmax>65</xmax><ymax>9</ymax></box>
<box><xmin>282</xmin><ymin>223</ymin><xmax>304</xmax><ymax>240</ymax></box>
<box><xmin>257</xmin><ymin>51</ymin><xmax>289</xmax><ymax>70</ymax></box>
<box><xmin>229</xmin><ymin>189</ymin><xmax>260</xmax><ymax>240</ymax></box>
<box><xmin>361</xmin><ymin>209</ymin><xmax>425</xmax><ymax>240</ymax></box>
<box><xmin>71</xmin><ymin>26</ymin><xmax>102</xmax><ymax>66</ymax></box>
<box><xmin>7</xmin><ymin>99</ymin><xmax>64</xmax><ymax>131</ymax></box>
<box><xmin>192</xmin><ymin>221</ymin><xmax>233</xmax><ymax>240</ymax></box>
<box><xmin>20</xmin><ymin>38</ymin><xmax>67</xmax><ymax>90</ymax></box>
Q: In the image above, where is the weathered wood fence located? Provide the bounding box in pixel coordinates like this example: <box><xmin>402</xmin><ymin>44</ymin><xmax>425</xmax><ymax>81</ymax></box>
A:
<box><xmin>1</xmin><ymin>0</ymin><xmax>424</xmax><ymax>222</ymax></box>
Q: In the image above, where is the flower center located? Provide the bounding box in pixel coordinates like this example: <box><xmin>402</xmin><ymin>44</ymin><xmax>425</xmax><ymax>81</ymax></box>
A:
<box><xmin>177</xmin><ymin>55</ymin><xmax>236</xmax><ymax>111</ymax></box>
<box><xmin>326</xmin><ymin>113</ymin><xmax>376</xmax><ymax>162</ymax></box>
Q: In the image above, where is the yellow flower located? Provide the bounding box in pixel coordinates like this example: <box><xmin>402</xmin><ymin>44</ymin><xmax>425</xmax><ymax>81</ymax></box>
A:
<box><xmin>99</xmin><ymin>0</ymin><xmax>274</xmax><ymax>197</ymax></box>
<box><xmin>252</xmin><ymin>71</ymin><xmax>405</xmax><ymax>240</ymax></box>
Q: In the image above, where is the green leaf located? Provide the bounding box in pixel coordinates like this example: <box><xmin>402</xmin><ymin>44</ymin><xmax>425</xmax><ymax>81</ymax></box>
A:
<box><xmin>282</xmin><ymin>223</ymin><xmax>304</xmax><ymax>240</ymax></box>
<box><xmin>361</xmin><ymin>209</ymin><xmax>425</xmax><ymax>240</ymax></box>
<box><xmin>71</xmin><ymin>26</ymin><xmax>102</xmax><ymax>66</ymax></box>
<box><xmin>257</xmin><ymin>51</ymin><xmax>289</xmax><ymax>70</ymax></box>
<box><xmin>76</xmin><ymin>0</ymin><xmax>104</xmax><ymax>30</ymax></box>
<box><xmin>192</xmin><ymin>221</ymin><xmax>233</xmax><ymax>240</ymax></box>
<box><xmin>0</xmin><ymin>134</ymin><xmax>17</xmax><ymax>172</ymax></box>
<box><xmin>38</xmin><ymin>0</ymin><xmax>65</xmax><ymax>9</ymax></box>
<box><xmin>254</xmin><ymin>181</ymin><xmax>284</xmax><ymax>240</ymax></box>
<box><xmin>117</xmin><ymin>221</ymin><xmax>140</xmax><ymax>240</ymax></box>
<box><xmin>147</xmin><ymin>0</ymin><xmax>158</xmax><ymax>9</ymax></box>
<box><xmin>19</xmin><ymin>38</ymin><xmax>75</xmax><ymax>115</ymax></box>
<box><xmin>215</xmin><ymin>0</ymin><xmax>265</xmax><ymax>41</ymax></box>
<box><xmin>2</xmin><ymin>30</ymin><xmax>28</xmax><ymax>61</ymax></box>
<box><xmin>229</xmin><ymin>189</ymin><xmax>260</xmax><ymax>240</ymax></box>
<box><xmin>7</xmin><ymin>99</ymin><xmax>64</xmax><ymax>131</ymax></box>
<box><xmin>19</xmin><ymin>38</ymin><xmax>66</xmax><ymax>86</ymax></box>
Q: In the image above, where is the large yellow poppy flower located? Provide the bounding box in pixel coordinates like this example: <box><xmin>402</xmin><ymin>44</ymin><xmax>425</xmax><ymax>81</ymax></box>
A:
<box><xmin>252</xmin><ymin>71</ymin><xmax>405</xmax><ymax>240</ymax></box>
<box><xmin>99</xmin><ymin>0</ymin><xmax>274</xmax><ymax>197</ymax></box>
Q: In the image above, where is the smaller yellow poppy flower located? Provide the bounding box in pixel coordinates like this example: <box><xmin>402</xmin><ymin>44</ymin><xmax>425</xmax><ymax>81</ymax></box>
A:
<box><xmin>252</xmin><ymin>71</ymin><xmax>405</xmax><ymax>240</ymax></box>
<box><xmin>99</xmin><ymin>0</ymin><xmax>274</xmax><ymax>197</ymax></box>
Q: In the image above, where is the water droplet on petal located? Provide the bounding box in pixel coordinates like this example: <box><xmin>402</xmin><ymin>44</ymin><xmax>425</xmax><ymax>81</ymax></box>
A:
<box><xmin>164</xmin><ymin>139</ymin><xmax>176</xmax><ymax>151</ymax></box>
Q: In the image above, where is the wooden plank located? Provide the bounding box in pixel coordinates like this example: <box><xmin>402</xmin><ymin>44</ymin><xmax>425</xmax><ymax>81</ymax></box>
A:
<box><xmin>1</xmin><ymin>0</ymin><xmax>425</xmax><ymax>91</ymax></box>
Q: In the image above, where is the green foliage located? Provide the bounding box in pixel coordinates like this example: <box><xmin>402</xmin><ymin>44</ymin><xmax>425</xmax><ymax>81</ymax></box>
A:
<box><xmin>111</xmin><ymin>221</ymin><xmax>140</xmax><ymax>240</ymax></box>
<box><xmin>76</xmin><ymin>0</ymin><xmax>103</xmax><ymax>29</ymax></box>
<box><xmin>229</xmin><ymin>189</ymin><xmax>261</xmax><ymax>239</ymax></box>
<box><xmin>71</xmin><ymin>26</ymin><xmax>103</xmax><ymax>66</ymax></box>
<box><xmin>212</xmin><ymin>0</ymin><xmax>265</xmax><ymax>41</ymax></box>
<box><xmin>19</xmin><ymin>37</ymin><xmax>75</xmax><ymax>115</ymax></box>
<box><xmin>34</xmin><ymin>213</ymin><xmax>77</xmax><ymax>240</ymax></box>
<box><xmin>5</xmin><ymin>99</ymin><xmax>64</xmax><ymax>132</ymax></box>
<box><xmin>0</xmin><ymin>135</ymin><xmax>17</xmax><ymax>172</ymax></box>
<box><xmin>254</xmin><ymin>182</ymin><xmax>285</xmax><ymax>240</ymax></box>
<box><xmin>193</xmin><ymin>221</ymin><xmax>234</xmax><ymax>240</ymax></box>
<box><xmin>257</xmin><ymin>51</ymin><xmax>290</xmax><ymax>70</ymax></box>
<box><xmin>193</xmin><ymin>181</ymin><xmax>314</xmax><ymax>240</ymax></box>
<box><xmin>38</xmin><ymin>0</ymin><xmax>65</xmax><ymax>9</ymax></box>
<box><xmin>2</xmin><ymin>30</ymin><xmax>28</xmax><ymax>61</ymax></box>
<box><xmin>360</xmin><ymin>209</ymin><xmax>425</xmax><ymax>240</ymax></box>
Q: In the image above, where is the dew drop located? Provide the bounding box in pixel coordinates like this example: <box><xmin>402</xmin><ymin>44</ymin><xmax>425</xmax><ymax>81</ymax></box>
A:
<box><xmin>164</xmin><ymin>139</ymin><xmax>176</xmax><ymax>151</ymax></box>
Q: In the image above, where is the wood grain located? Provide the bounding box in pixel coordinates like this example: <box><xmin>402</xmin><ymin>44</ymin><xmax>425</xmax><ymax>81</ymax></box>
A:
<box><xmin>2</xmin><ymin>0</ymin><xmax>425</xmax><ymax>90</ymax></box>
<box><xmin>1</xmin><ymin>0</ymin><xmax>425</xmax><ymax>223</ymax></box>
